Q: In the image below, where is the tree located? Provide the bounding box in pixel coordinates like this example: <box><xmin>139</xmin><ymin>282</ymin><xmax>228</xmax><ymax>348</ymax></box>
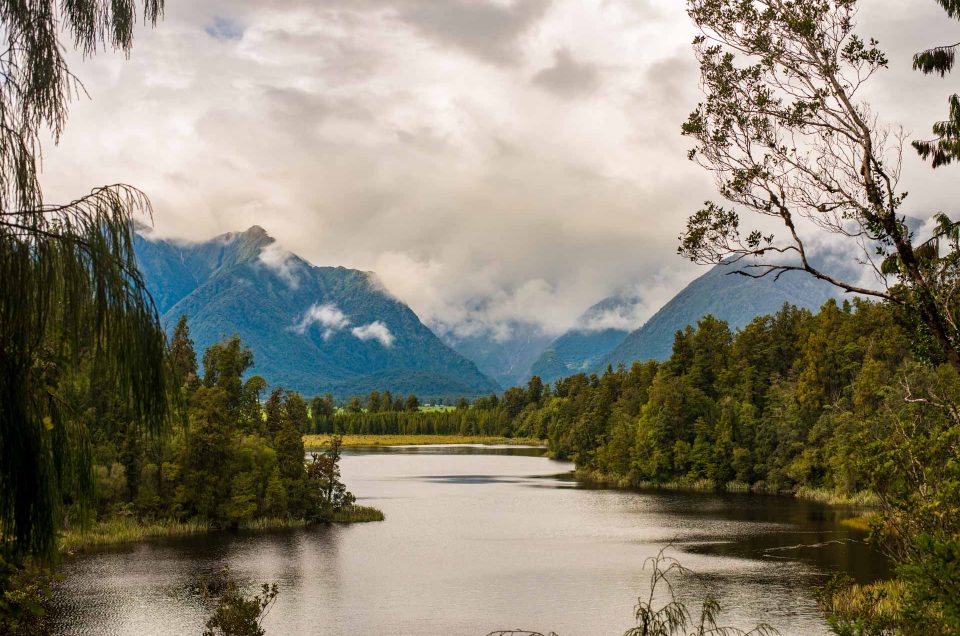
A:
<box><xmin>202</xmin><ymin>337</ymin><xmax>254</xmax><ymax>417</ymax></box>
<box><xmin>679</xmin><ymin>0</ymin><xmax>960</xmax><ymax>372</ymax></box>
<box><xmin>0</xmin><ymin>0</ymin><xmax>167</xmax><ymax>561</ymax></box>
<box><xmin>307</xmin><ymin>435</ymin><xmax>355</xmax><ymax>521</ymax></box>
<box><xmin>405</xmin><ymin>394</ymin><xmax>420</xmax><ymax>412</ymax></box>
<box><xmin>912</xmin><ymin>0</ymin><xmax>960</xmax><ymax>167</ymax></box>
<box><xmin>170</xmin><ymin>316</ymin><xmax>199</xmax><ymax>389</ymax></box>
<box><xmin>201</xmin><ymin>568</ymin><xmax>279</xmax><ymax>636</ymax></box>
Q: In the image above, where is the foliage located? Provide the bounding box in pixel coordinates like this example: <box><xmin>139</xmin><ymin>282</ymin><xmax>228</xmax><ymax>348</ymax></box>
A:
<box><xmin>912</xmin><ymin>1</ymin><xmax>960</xmax><ymax>167</ymax></box>
<box><xmin>817</xmin><ymin>576</ymin><xmax>911</xmax><ymax>636</ymax></box>
<box><xmin>0</xmin><ymin>559</ymin><xmax>52</xmax><ymax>636</ymax></box>
<box><xmin>307</xmin><ymin>435</ymin><xmax>355</xmax><ymax>522</ymax></box>
<box><xmin>0</xmin><ymin>0</ymin><xmax>169</xmax><ymax>566</ymax></box>
<box><xmin>200</xmin><ymin>568</ymin><xmax>279</xmax><ymax>636</ymax></box>
<box><xmin>623</xmin><ymin>549</ymin><xmax>776</xmax><ymax>636</ymax></box>
<box><xmin>487</xmin><ymin>549</ymin><xmax>775</xmax><ymax>636</ymax></box>
<box><xmin>680</xmin><ymin>0</ymin><xmax>960</xmax><ymax>373</ymax></box>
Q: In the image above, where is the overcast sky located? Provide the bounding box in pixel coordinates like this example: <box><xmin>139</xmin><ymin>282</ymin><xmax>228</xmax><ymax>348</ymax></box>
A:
<box><xmin>41</xmin><ymin>0</ymin><xmax>960</xmax><ymax>339</ymax></box>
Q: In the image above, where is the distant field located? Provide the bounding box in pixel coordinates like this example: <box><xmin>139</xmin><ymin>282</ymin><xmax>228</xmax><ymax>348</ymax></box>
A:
<box><xmin>303</xmin><ymin>434</ymin><xmax>546</xmax><ymax>448</ymax></box>
<box><xmin>417</xmin><ymin>405</ymin><xmax>457</xmax><ymax>413</ymax></box>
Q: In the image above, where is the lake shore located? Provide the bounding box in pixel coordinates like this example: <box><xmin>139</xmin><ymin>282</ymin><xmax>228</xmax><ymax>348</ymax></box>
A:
<box><xmin>60</xmin><ymin>505</ymin><xmax>384</xmax><ymax>554</ymax></box>
<box><xmin>303</xmin><ymin>434</ymin><xmax>546</xmax><ymax>448</ymax></box>
<box><xmin>574</xmin><ymin>468</ymin><xmax>879</xmax><ymax>508</ymax></box>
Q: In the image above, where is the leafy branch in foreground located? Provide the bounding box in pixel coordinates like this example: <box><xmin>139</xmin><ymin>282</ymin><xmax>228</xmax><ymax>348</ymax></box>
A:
<box><xmin>680</xmin><ymin>0</ymin><xmax>960</xmax><ymax>373</ymax></box>
<box><xmin>488</xmin><ymin>548</ymin><xmax>777</xmax><ymax>636</ymax></box>
<box><xmin>912</xmin><ymin>0</ymin><xmax>960</xmax><ymax>167</ymax></box>
<box><xmin>199</xmin><ymin>567</ymin><xmax>279</xmax><ymax>636</ymax></box>
<box><xmin>0</xmin><ymin>0</ymin><xmax>169</xmax><ymax>564</ymax></box>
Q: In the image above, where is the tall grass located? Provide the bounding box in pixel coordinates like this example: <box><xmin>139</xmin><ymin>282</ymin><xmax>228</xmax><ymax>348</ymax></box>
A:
<box><xmin>59</xmin><ymin>509</ymin><xmax>384</xmax><ymax>554</ymax></box>
<box><xmin>303</xmin><ymin>434</ymin><xmax>546</xmax><ymax>448</ymax></box>
<box><xmin>576</xmin><ymin>469</ymin><xmax>879</xmax><ymax>507</ymax></box>
<box><xmin>329</xmin><ymin>505</ymin><xmax>385</xmax><ymax>523</ymax></box>
<box><xmin>59</xmin><ymin>517</ymin><xmax>211</xmax><ymax>552</ymax></box>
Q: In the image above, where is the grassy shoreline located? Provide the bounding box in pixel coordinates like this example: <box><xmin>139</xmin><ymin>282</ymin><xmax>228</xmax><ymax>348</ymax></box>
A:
<box><xmin>60</xmin><ymin>505</ymin><xmax>384</xmax><ymax>553</ymax></box>
<box><xmin>303</xmin><ymin>434</ymin><xmax>546</xmax><ymax>448</ymax></box>
<box><xmin>574</xmin><ymin>468</ymin><xmax>879</xmax><ymax>508</ymax></box>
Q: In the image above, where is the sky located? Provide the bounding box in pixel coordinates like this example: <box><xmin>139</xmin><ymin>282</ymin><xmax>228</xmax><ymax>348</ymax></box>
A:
<box><xmin>40</xmin><ymin>0</ymin><xmax>960</xmax><ymax>340</ymax></box>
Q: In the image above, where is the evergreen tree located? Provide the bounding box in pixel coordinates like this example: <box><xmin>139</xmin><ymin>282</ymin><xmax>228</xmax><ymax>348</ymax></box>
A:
<box><xmin>170</xmin><ymin>315</ymin><xmax>199</xmax><ymax>389</ymax></box>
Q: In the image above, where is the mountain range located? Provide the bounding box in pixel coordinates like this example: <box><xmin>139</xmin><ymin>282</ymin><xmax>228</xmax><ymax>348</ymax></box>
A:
<box><xmin>134</xmin><ymin>226</ymin><xmax>500</xmax><ymax>398</ymax></box>
<box><xmin>135</xmin><ymin>224</ymin><xmax>849</xmax><ymax>397</ymax></box>
<box><xmin>595</xmin><ymin>262</ymin><xmax>841</xmax><ymax>370</ymax></box>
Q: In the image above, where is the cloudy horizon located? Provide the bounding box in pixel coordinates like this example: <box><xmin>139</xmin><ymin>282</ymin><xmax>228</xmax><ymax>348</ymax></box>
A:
<box><xmin>40</xmin><ymin>0</ymin><xmax>960</xmax><ymax>339</ymax></box>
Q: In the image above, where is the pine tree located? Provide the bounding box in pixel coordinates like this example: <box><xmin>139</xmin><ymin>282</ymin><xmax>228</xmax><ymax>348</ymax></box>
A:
<box><xmin>170</xmin><ymin>315</ymin><xmax>199</xmax><ymax>389</ymax></box>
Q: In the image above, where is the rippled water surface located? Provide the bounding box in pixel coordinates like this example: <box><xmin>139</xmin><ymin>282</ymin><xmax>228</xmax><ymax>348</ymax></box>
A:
<box><xmin>52</xmin><ymin>445</ymin><xmax>886</xmax><ymax>635</ymax></box>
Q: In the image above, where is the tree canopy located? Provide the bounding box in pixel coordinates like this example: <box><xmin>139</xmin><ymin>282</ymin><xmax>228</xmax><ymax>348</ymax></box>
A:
<box><xmin>679</xmin><ymin>0</ymin><xmax>960</xmax><ymax>372</ymax></box>
<box><xmin>0</xmin><ymin>0</ymin><xmax>167</xmax><ymax>560</ymax></box>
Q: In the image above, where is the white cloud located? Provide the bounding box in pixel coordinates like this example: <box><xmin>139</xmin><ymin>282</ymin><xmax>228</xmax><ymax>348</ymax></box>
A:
<box><xmin>351</xmin><ymin>321</ymin><xmax>395</xmax><ymax>347</ymax></box>
<box><xmin>293</xmin><ymin>303</ymin><xmax>351</xmax><ymax>338</ymax></box>
<box><xmin>257</xmin><ymin>244</ymin><xmax>302</xmax><ymax>289</ymax></box>
<box><xmin>36</xmin><ymin>0</ymin><xmax>960</xmax><ymax>339</ymax></box>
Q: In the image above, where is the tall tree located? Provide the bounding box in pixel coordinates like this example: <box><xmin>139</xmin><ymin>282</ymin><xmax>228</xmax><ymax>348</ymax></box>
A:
<box><xmin>170</xmin><ymin>316</ymin><xmax>198</xmax><ymax>389</ymax></box>
<box><xmin>0</xmin><ymin>0</ymin><xmax>166</xmax><ymax>560</ymax></box>
<box><xmin>913</xmin><ymin>0</ymin><xmax>960</xmax><ymax>167</ymax></box>
<box><xmin>679</xmin><ymin>0</ymin><xmax>960</xmax><ymax>372</ymax></box>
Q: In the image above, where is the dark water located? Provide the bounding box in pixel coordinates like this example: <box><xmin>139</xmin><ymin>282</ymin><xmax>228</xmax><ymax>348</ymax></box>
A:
<box><xmin>52</xmin><ymin>446</ymin><xmax>886</xmax><ymax>635</ymax></box>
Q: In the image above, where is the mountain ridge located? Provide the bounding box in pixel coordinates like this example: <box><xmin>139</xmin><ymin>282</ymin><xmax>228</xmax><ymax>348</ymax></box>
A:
<box><xmin>135</xmin><ymin>226</ymin><xmax>500</xmax><ymax>398</ymax></box>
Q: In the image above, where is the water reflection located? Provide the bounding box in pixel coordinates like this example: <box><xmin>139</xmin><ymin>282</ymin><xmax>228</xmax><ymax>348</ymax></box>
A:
<box><xmin>52</xmin><ymin>446</ymin><xmax>884</xmax><ymax>636</ymax></box>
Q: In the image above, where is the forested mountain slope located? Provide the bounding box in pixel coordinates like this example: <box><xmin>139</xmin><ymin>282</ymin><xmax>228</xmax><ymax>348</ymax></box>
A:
<box><xmin>597</xmin><ymin>262</ymin><xmax>841</xmax><ymax>369</ymax></box>
<box><xmin>134</xmin><ymin>226</ymin><xmax>499</xmax><ymax>397</ymax></box>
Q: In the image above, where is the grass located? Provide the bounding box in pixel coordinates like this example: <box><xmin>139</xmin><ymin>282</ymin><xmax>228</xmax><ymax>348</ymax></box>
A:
<box><xmin>575</xmin><ymin>469</ymin><xmax>879</xmax><ymax>508</ymax></box>
<box><xmin>794</xmin><ymin>486</ymin><xmax>880</xmax><ymax>507</ymax></box>
<box><xmin>60</xmin><ymin>517</ymin><xmax>215</xmax><ymax>553</ymax></box>
<box><xmin>60</xmin><ymin>507</ymin><xmax>385</xmax><ymax>553</ymax></box>
<box><xmin>839</xmin><ymin>512</ymin><xmax>879</xmax><ymax>532</ymax></box>
<box><xmin>329</xmin><ymin>505</ymin><xmax>385</xmax><ymax>523</ymax></box>
<box><xmin>303</xmin><ymin>434</ymin><xmax>546</xmax><ymax>448</ymax></box>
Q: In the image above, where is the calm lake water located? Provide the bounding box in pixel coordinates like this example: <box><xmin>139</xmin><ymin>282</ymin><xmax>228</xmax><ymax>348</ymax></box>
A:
<box><xmin>52</xmin><ymin>446</ymin><xmax>886</xmax><ymax>635</ymax></box>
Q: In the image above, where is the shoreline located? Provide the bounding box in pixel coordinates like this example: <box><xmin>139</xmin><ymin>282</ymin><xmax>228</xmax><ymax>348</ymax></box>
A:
<box><xmin>303</xmin><ymin>434</ymin><xmax>546</xmax><ymax>448</ymax></box>
<box><xmin>60</xmin><ymin>505</ymin><xmax>384</xmax><ymax>554</ymax></box>
<box><xmin>574</xmin><ymin>468</ymin><xmax>879</xmax><ymax>508</ymax></box>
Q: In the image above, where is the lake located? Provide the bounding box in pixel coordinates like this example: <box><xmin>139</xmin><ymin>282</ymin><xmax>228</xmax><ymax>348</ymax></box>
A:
<box><xmin>51</xmin><ymin>445</ymin><xmax>885</xmax><ymax>635</ymax></box>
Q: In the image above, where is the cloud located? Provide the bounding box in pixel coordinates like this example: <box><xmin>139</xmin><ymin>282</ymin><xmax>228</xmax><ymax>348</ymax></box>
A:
<box><xmin>399</xmin><ymin>0</ymin><xmax>552</xmax><ymax>66</ymax></box>
<box><xmin>293</xmin><ymin>303</ymin><xmax>351</xmax><ymax>338</ymax></box>
<box><xmin>351</xmin><ymin>321</ymin><xmax>395</xmax><ymax>347</ymax></box>
<box><xmin>532</xmin><ymin>48</ymin><xmax>600</xmax><ymax>97</ymax></box>
<box><xmin>257</xmin><ymin>244</ymin><xmax>302</xmax><ymax>289</ymax></box>
<box><xmin>37</xmin><ymin>0</ymin><xmax>960</xmax><ymax>343</ymax></box>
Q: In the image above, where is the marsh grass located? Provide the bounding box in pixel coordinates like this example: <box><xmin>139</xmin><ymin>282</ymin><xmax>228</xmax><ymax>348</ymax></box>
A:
<box><xmin>304</xmin><ymin>434</ymin><xmax>546</xmax><ymax>448</ymax></box>
<box><xmin>576</xmin><ymin>469</ymin><xmax>879</xmax><ymax>508</ymax></box>
<box><xmin>59</xmin><ymin>517</ymin><xmax>212</xmax><ymax>552</ymax></box>
<box><xmin>60</xmin><ymin>508</ymin><xmax>384</xmax><ymax>553</ymax></box>
<box><xmin>329</xmin><ymin>505</ymin><xmax>385</xmax><ymax>523</ymax></box>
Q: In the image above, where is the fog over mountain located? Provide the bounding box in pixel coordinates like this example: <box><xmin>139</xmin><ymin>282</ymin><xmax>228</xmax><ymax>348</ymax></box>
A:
<box><xmin>37</xmin><ymin>0</ymin><xmax>960</xmax><ymax>348</ymax></box>
<box><xmin>134</xmin><ymin>226</ymin><xmax>499</xmax><ymax>397</ymax></box>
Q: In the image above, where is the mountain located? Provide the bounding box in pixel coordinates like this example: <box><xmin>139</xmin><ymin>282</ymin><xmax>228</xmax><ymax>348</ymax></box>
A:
<box><xmin>442</xmin><ymin>321</ymin><xmax>554</xmax><ymax>389</ymax></box>
<box><xmin>527</xmin><ymin>296</ymin><xmax>638</xmax><ymax>384</ymax></box>
<box><xmin>598</xmin><ymin>261</ymin><xmax>842</xmax><ymax>369</ymax></box>
<box><xmin>134</xmin><ymin>226</ymin><xmax>499</xmax><ymax>398</ymax></box>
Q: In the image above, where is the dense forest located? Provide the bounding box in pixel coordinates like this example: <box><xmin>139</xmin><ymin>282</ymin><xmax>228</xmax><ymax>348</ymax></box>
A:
<box><xmin>84</xmin><ymin>316</ymin><xmax>361</xmax><ymax>528</ymax></box>
<box><xmin>329</xmin><ymin>297</ymin><xmax>960</xmax><ymax>631</ymax></box>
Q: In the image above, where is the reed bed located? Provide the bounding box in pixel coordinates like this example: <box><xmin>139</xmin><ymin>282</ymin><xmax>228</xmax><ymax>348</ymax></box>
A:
<box><xmin>303</xmin><ymin>434</ymin><xmax>546</xmax><ymax>448</ymax></box>
<box><xmin>329</xmin><ymin>505</ymin><xmax>385</xmax><ymax>523</ymax></box>
<box><xmin>575</xmin><ymin>469</ymin><xmax>879</xmax><ymax>508</ymax></box>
